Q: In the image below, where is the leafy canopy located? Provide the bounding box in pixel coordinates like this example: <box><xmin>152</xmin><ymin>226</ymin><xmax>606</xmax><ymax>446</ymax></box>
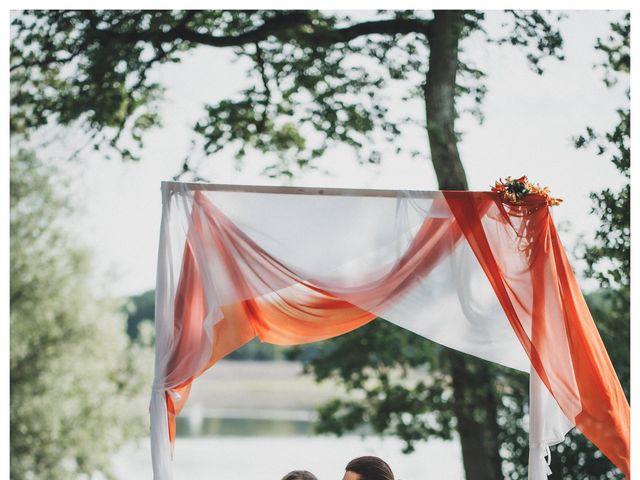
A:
<box><xmin>11</xmin><ymin>10</ymin><xmax>562</xmax><ymax>175</ymax></box>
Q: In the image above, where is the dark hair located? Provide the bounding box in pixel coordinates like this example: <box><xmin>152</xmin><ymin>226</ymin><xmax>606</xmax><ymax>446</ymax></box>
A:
<box><xmin>345</xmin><ymin>456</ymin><xmax>394</xmax><ymax>480</ymax></box>
<box><xmin>281</xmin><ymin>470</ymin><xmax>318</xmax><ymax>480</ymax></box>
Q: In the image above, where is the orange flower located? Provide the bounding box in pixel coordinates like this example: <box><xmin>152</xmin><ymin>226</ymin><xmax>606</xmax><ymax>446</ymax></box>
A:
<box><xmin>490</xmin><ymin>176</ymin><xmax>562</xmax><ymax>206</ymax></box>
<box><xmin>491</xmin><ymin>182</ymin><xmax>506</xmax><ymax>193</ymax></box>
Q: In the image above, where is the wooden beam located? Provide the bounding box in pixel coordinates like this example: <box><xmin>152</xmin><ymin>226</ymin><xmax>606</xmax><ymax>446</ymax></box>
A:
<box><xmin>161</xmin><ymin>181</ymin><xmax>453</xmax><ymax>198</ymax></box>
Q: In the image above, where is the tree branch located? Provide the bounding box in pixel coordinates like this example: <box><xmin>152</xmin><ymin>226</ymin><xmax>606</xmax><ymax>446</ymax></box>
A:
<box><xmin>95</xmin><ymin>13</ymin><xmax>432</xmax><ymax>49</ymax></box>
<box><xmin>303</xmin><ymin>17</ymin><xmax>432</xmax><ymax>45</ymax></box>
<box><xmin>13</xmin><ymin>13</ymin><xmax>432</xmax><ymax>72</ymax></box>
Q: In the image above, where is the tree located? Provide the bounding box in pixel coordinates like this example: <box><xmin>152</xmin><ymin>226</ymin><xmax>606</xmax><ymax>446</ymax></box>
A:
<box><xmin>10</xmin><ymin>148</ymin><xmax>150</xmax><ymax>479</ymax></box>
<box><xmin>10</xmin><ymin>10</ymin><xmax>566</xmax><ymax>479</ymax></box>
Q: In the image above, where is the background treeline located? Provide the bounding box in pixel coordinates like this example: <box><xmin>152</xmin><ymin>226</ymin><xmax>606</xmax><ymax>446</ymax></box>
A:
<box><xmin>10</xmin><ymin>150</ymin><xmax>152</xmax><ymax>480</ymax></box>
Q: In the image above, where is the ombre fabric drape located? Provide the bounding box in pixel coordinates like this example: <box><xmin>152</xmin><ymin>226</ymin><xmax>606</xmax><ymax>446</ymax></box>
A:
<box><xmin>151</xmin><ymin>182</ymin><xmax>629</xmax><ymax>480</ymax></box>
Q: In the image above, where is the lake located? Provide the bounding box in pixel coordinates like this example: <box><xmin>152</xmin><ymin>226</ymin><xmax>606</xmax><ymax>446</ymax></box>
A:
<box><xmin>111</xmin><ymin>361</ymin><xmax>465</xmax><ymax>479</ymax></box>
<box><xmin>112</xmin><ymin>433</ymin><xmax>464</xmax><ymax>479</ymax></box>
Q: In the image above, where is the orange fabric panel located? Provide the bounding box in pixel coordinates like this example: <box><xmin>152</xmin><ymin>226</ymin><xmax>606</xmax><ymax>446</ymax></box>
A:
<box><xmin>443</xmin><ymin>191</ymin><xmax>630</xmax><ymax>477</ymax></box>
<box><xmin>241</xmin><ymin>291</ymin><xmax>377</xmax><ymax>346</ymax></box>
<box><xmin>548</xmin><ymin>220</ymin><xmax>630</xmax><ymax>476</ymax></box>
<box><xmin>164</xmin><ymin>243</ymin><xmax>257</xmax><ymax>448</ymax></box>
<box><xmin>165</xmin><ymin>263</ymin><xmax>377</xmax><ymax>447</ymax></box>
<box><xmin>162</xmin><ymin>191</ymin><xmax>465</xmax><ymax>448</ymax></box>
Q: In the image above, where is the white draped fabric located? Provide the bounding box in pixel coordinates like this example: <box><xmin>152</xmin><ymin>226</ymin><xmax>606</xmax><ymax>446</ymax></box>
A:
<box><xmin>150</xmin><ymin>182</ymin><xmax>628</xmax><ymax>480</ymax></box>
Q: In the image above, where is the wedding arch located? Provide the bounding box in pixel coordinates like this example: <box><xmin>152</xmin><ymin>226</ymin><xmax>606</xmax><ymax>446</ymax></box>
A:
<box><xmin>150</xmin><ymin>180</ymin><xmax>629</xmax><ymax>480</ymax></box>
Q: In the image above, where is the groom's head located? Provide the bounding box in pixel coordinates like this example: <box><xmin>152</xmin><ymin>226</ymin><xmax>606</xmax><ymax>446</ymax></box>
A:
<box><xmin>343</xmin><ymin>456</ymin><xmax>394</xmax><ymax>480</ymax></box>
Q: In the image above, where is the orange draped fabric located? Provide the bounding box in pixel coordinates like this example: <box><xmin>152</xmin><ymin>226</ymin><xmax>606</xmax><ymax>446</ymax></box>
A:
<box><xmin>443</xmin><ymin>191</ymin><xmax>630</xmax><ymax>477</ymax></box>
<box><xmin>154</xmin><ymin>186</ymin><xmax>629</xmax><ymax>479</ymax></box>
<box><xmin>163</xmin><ymin>191</ymin><xmax>467</xmax><ymax>449</ymax></box>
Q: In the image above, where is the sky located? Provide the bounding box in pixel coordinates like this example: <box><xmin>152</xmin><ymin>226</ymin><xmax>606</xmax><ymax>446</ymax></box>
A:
<box><xmin>38</xmin><ymin>10</ymin><xmax>629</xmax><ymax>298</ymax></box>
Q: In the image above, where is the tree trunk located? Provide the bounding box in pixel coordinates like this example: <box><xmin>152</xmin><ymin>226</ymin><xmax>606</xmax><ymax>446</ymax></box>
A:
<box><xmin>448</xmin><ymin>352</ymin><xmax>503</xmax><ymax>480</ymax></box>
<box><xmin>424</xmin><ymin>11</ymin><xmax>468</xmax><ymax>191</ymax></box>
<box><xmin>424</xmin><ymin>10</ymin><xmax>502</xmax><ymax>480</ymax></box>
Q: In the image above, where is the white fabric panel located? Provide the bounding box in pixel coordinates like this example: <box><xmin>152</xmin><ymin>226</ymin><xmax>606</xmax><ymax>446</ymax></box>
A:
<box><xmin>380</xmin><ymin>235</ymin><xmax>530</xmax><ymax>372</ymax></box>
<box><xmin>151</xmin><ymin>186</ymin><xmax>178</xmax><ymax>480</ymax></box>
<box><xmin>528</xmin><ymin>368</ymin><xmax>575</xmax><ymax>478</ymax></box>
